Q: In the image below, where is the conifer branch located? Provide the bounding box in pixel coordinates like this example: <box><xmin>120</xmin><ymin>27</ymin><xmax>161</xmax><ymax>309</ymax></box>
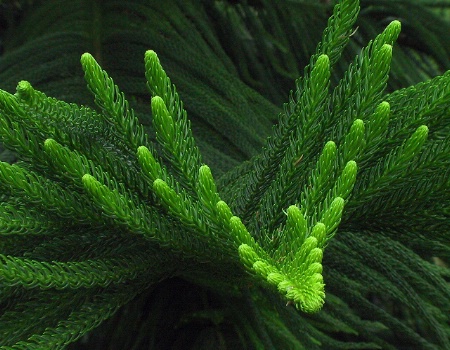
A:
<box><xmin>0</xmin><ymin>161</ymin><xmax>99</xmax><ymax>222</ymax></box>
<box><xmin>81</xmin><ymin>53</ymin><xmax>149</xmax><ymax>153</ymax></box>
<box><xmin>145</xmin><ymin>50</ymin><xmax>203</xmax><ymax>191</ymax></box>
<box><xmin>0</xmin><ymin>204</ymin><xmax>64</xmax><ymax>236</ymax></box>
<box><xmin>0</xmin><ymin>0</ymin><xmax>448</xmax><ymax>348</ymax></box>
<box><xmin>0</xmin><ymin>251</ymin><xmax>149</xmax><ymax>289</ymax></box>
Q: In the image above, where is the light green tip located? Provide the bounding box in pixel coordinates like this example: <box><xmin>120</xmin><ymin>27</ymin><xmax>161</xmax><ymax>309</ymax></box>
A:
<box><xmin>81</xmin><ymin>174</ymin><xmax>97</xmax><ymax>188</ymax></box>
<box><xmin>153</xmin><ymin>178</ymin><xmax>167</xmax><ymax>189</ymax></box>
<box><xmin>199</xmin><ymin>164</ymin><xmax>211</xmax><ymax>176</ymax></box>
<box><xmin>316</xmin><ymin>54</ymin><xmax>330</xmax><ymax>66</ymax></box>
<box><xmin>145</xmin><ymin>50</ymin><xmax>157</xmax><ymax>59</ymax></box>
<box><xmin>353</xmin><ymin>119</ymin><xmax>364</xmax><ymax>128</ymax></box>
<box><xmin>16</xmin><ymin>80</ymin><xmax>31</xmax><ymax>92</ymax></box>
<box><xmin>381</xmin><ymin>43</ymin><xmax>393</xmax><ymax>53</ymax></box>
<box><xmin>80</xmin><ymin>52</ymin><xmax>94</xmax><ymax>64</ymax></box>
<box><xmin>389</xmin><ymin>20</ymin><xmax>401</xmax><ymax>32</ymax></box>
<box><xmin>378</xmin><ymin>101</ymin><xmax>390</xmax><ymax>113</ymax></box>
<box><xmin>417</xmin><ymin>125</ymin><xmax>429</xmax><ymax>135</ymax></box>
<box><xmin>345</xmin><ymin>160</ymin><xmax>357</xmax><ymax>173</ymax></box>
<box><xmin>44</xmin><ymin>138</ymin><xmax>56</xmax><ymax>148</ymax></box>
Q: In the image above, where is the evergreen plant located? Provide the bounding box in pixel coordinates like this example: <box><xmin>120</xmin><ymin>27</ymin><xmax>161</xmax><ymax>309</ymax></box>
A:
<box><xmin>0</xmin><ymin>0</ymin><xmax>449</xmax><ymax>349</ymax></box>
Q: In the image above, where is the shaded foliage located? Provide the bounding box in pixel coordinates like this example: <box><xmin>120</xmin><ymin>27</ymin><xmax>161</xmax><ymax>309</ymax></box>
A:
<box><xmin>0</xmin><ymin>0</ymin><xmax>449</xmax><ymax>349</ymax></box>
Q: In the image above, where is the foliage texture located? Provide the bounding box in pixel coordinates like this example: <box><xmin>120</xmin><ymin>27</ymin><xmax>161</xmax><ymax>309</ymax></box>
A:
<box><xmin>0</xmin><ymin>0</ymin><xmax>449</xmax><ymax>349</ymax></box>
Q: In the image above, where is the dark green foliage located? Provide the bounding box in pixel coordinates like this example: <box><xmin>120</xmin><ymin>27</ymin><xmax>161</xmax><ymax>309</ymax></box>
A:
<box><xmin>0</xmin><ymin>0</ymin><xmax>449</xmax><ymax>349</ymax></box>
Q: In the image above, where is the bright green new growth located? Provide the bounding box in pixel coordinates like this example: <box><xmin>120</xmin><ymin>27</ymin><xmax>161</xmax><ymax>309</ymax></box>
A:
<box><xmin>0</xmin><ymin>0</ymin><xmax>448</xmax><ymax>348</ymax></box>
<box><xmin>142</xmin><ymin>51</ymin><xmax>335</xmax><ymax>311</ymax></box>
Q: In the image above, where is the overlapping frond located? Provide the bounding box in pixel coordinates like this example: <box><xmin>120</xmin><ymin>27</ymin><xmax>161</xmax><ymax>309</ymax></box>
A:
<box><xmin>0</xmin><ymin>0</ymin><xmax>448</xmax><ymax>349</ymax></box>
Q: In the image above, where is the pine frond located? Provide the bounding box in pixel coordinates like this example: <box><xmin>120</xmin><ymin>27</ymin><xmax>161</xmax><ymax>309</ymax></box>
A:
<box><xmin>0</xmin><ymin>0</ymin><xmax>448</xmax><ymax>349</ymax></box>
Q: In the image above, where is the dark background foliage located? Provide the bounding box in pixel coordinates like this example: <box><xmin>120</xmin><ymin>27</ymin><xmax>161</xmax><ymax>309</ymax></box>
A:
<box><xmin>1</xmin><ymin>0</ymin><xmax>450</xmax><ymax>174</ymax></box>
<box><xmin>0</xmin><ymin>0</ymin><xmax>449</xmax><ymax>349</ymax></box>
